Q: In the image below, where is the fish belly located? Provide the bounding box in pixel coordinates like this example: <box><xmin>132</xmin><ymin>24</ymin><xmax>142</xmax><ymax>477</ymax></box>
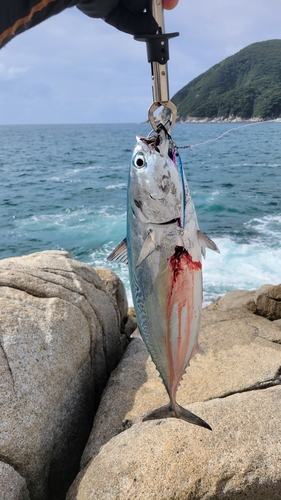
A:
<box><xmin>131</xmin><ymin>229</ymin><xmax>202</xmax><ymax>403</ymax></box>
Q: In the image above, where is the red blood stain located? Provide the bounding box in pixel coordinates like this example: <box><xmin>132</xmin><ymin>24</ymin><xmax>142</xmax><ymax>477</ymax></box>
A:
<box><xmin>169</xmin><ymin>246</ymin><xmax>201</xmax><ymax>284</ymax></box>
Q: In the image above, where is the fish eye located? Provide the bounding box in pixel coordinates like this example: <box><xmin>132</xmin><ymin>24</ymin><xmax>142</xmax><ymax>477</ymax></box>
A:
<box><xmin>133</xmin><ymin>153</ymin><xmax>146</xmax><ymax>169</ymax></box>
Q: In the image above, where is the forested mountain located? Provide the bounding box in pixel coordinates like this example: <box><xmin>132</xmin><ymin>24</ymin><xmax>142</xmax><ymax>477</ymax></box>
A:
<box><xmin>172</xmin><ymin>40</ymin><xmax>281</xmax><ymax>120</ymax></box>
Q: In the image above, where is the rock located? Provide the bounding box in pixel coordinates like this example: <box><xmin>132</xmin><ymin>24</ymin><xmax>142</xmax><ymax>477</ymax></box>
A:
<box><xmin>123</xmin><ymin>307</ymin><xmax>137</xmax><ymax>339</ymax></box>
<box><xmin>0</xmin><ymin>462</ymin><xmax>30</xmax><ymax>500</ymax></box>
<box><xmin>67</xmin><ymin>288</ymin><xmax>281</xmax><ymax>499</ymax></box>
<box><xmin>0</xmin><ymin>250</ymin><xmax>127</xmax><ymax>500</ymax></box>
<box><xmin>67</xmin><ymin>387</ymin><xmax>281</xmax><ymax>500</ymax></box>
<box><xmin>246</xmin><ymin>284</ymin><xmax>281</xmax><ymax>320</ymax></box>
<box><xmin>127</xmin><ymin>306</ymin><xmax>137</xmax><ymax>323</ymax></box>
<box><xmin>273</xmin><ymin>319</ymin><xmax>281</xmax><ymax>329</ymax></box>
<box><xmin>80</xmin><ymin>339</ymin><xmax>149</xmax><ymax>468</ymax></box>
<box><xmin>94</xmin><ymin>267</ymin><xmax>128</xmax><ymax>326</ymax></box>
<box><xmin>94</xmin><ymin>268</ymin><xmax>136</xmax><ymax>341</ymax></box>
<box><xmin>200</xmin><ymin>307</ymin><xmax>281</xmax><ymax>348</ymax></box>
<box><xmin>209</xmin><ymin>289</ymin><xmax>256</xmax><ymax>311</ymax></box>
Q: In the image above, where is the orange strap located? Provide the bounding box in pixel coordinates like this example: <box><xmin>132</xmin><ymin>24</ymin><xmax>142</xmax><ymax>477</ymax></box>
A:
<box><xmin>0</xmin><ymin>0</ymin><xmax>57</xmax><ymax>47</ymax></box>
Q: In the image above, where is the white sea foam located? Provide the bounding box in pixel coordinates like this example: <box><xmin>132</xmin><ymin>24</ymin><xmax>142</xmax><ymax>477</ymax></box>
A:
<box><xmin>105</xmin><ymin>183</ymin><xmax>127</xmax><ymax>190</ymax></box>
<box><xmin>207</xmin><ymin>190</ymin><xmax>220</xmax><ymax>202</ymax></box>
<box><xmin>97</xmin><ymin>207</ymin><xmax>127</xmax><ymax>219</ymax></box>
<box><xmin>244</xmin><ymin>214</ymin><xmax>281</xmax><ymax>240</ymax></box>
<box><xmin>26</xmin><ymin>206</ymin><xmax>126</xmax><ymax>223</ymax></box>
<box><xmin>65</xmin><ymin>166</ymin><xmax>98</xmax><ymax>176</ymax></box>
<box><xmin>202</xmin><ymin>234</ymin><xmax>281</xmax><ymax>305</ymax></box>
<box><xmin>27</xmin><ymin>207</ymin><xmax>92</xmax><ymax>224</ymax></box>
<box><xmin>89</xmin><ymin>244</ymin><xmax>132</xmax><ymax>305</ymax></box>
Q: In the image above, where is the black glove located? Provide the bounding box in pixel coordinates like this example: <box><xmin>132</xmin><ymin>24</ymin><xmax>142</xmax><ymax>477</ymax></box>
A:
<box><xmin>77</xmin><ymin>0</ymin><xmax>158</xmax><ymax>35</ymax></box>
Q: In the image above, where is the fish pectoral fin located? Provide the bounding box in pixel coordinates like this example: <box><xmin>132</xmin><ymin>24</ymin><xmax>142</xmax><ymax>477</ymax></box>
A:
<box><xmin>143</xmin><ymin>402</ymin><xmax>212</xmax><ymax>430</ymax></box>
<box><xmin>198</xmin><ymin>230</ymin><xmax>220</xmax><ymax>257</ymax></box>
<box><xmin>200</xmin><ymin>242</ymin><xmax>206</xmax><ymax>259</ymax></box>
<box><xmin>107</xmin><ymin>238</ymin><xmax>128</xmax><ymax>264</ymax></box>
<box><xmin>136</xmin><ymin>231</ymin><xmax>156</xmax><ymax>268</ymax></box>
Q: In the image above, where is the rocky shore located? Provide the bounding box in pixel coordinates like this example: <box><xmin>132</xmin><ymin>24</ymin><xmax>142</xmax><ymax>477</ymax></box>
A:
<box><xmin>178</xmin><ymin>116</ymin><xmax>264</xmax><ymax>123</ymax></box>
<box><xmin>177</xmin><ymin>116</ymin><xmax>281</xmax><ymax>123</ymax></box>
<box><xmin>0</xmin><ymin>251</ymin><xmax>280</xmax><ymax>499</ymax></box>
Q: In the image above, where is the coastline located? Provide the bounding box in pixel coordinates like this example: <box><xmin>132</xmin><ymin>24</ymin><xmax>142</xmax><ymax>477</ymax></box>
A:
<box><xmin>177</xmin><ymin>115</ymin><xmax>281</xmax><ymax>124</ymax></box>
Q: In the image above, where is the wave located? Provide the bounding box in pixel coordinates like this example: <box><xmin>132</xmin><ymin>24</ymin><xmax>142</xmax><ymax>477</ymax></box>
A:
<box><xmin>65</xmin><ymin>166</ymin><xmax>98</xmax><ymax>176</ymax></box>
<box><xmin>106</xmin><ymin>183</ymin><xmax>127</xmax><ymax>190</ymax></box>
<box><xmin>244</xmin><ymin>214</ymin><xmax>281</xmax><ymax>240</ymax></box>
<box><xmin>231</xmin><ymin>163</ymin><xmax>281</xmax><ymax>168</ymax></box>
<box><xmin>241</xmin><ymin>214</ymin><xmax>281</xmax><ymax>251</ymax></box>
<box><xmin>202</xmin><ymin>234</ymin><xmax>281</xmax><ymax>305</ymax></box>
<box><xmin>89</xmin><ymin>243</ymin><xmax>132</xmax><ymax>306</ymax></box>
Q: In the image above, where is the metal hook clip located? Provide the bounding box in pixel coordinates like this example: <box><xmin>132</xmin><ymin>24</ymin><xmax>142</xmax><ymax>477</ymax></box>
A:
<box><xmin>148</xmin><ymin>100</ymin><xmax>177</xmax><ymax>131</ymax></box>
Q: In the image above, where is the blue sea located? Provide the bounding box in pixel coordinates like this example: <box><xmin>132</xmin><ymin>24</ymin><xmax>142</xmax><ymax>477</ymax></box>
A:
<box><xmin>1</xmin><ymin>122</ymin><xmax>281</xmax><ymax>306</ymax></box>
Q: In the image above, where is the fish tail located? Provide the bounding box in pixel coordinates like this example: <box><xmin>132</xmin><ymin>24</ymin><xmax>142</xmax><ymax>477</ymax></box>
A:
<box><xmin>175</xmin><ymin>403</ymin><xmax>212</xmax><ymax>430</ymax></box>
<box><xmin>142</xmin><ymin>402</ymin><xmax>212</xmax><ymax>431</ymax></box>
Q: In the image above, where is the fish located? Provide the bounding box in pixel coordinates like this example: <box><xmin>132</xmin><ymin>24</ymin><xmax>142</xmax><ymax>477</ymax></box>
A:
<box><xmin>108</xmin><ymin>124</ymin><xmax>219</xmax><ymax>430</ymax></box>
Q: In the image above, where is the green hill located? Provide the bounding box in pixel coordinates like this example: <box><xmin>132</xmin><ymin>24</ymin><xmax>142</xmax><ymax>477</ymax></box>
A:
<box><xmin>172</xmin><ymin>40</ymin><xmax>281</xmax><ymax>120</ymax></box>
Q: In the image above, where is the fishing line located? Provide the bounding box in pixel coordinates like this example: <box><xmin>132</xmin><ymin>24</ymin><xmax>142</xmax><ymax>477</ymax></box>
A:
<box><xmin>177</xmin><ymin>119</ymin><xmax>280</xmax><ymax>149</ymax></box>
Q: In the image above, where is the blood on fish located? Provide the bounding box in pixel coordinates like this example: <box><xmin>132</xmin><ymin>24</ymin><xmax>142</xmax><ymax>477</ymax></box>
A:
<box><xmin>169</xmin><ymin>246</ymin><xmax>201</xmax><ymax>284</ymax></box>
<box><xmin>164</xmin><ymin>246</ymin><xmax>202</xmax><ymax>401</ymax></box>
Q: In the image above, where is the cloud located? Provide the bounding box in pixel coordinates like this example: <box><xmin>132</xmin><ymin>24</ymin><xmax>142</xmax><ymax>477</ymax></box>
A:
<box><xmin>0</xmin><ymin>63</ymin><xmax>28</xmax><ymax>81</ymax></box>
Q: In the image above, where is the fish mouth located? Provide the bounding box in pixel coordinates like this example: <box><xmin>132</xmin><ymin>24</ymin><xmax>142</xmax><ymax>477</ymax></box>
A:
<box><xmin>151</xmin><ymin>217</ymin><xmax>181</xmax><ymax>226</ymax></box>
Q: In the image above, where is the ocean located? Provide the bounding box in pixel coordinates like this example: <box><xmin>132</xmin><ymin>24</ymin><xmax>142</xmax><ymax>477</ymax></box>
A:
<box><xmin>0</xmin><ymin>122</ymin><xmax>280</xmax><ymax>306</ymax></box>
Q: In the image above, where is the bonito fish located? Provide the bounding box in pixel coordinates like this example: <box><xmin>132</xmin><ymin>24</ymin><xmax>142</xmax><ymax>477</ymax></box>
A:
<box><xmin>108</xmin><ymin>125</ymin><xmax>219</xmax><ymax>430</ymax></box>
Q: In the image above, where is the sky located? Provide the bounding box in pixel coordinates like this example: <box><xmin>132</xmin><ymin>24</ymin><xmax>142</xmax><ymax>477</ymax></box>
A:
<box><xmin>1</xmin><ymin>0</ymin><xmax>281</xmax><ymax>124</ymax></box>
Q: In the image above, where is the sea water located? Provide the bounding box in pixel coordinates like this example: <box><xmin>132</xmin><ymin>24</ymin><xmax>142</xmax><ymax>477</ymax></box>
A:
<box><xmin>0</xmin><ymin>122</ymin><xmax>280</xmax><ymax>306</ymax></box>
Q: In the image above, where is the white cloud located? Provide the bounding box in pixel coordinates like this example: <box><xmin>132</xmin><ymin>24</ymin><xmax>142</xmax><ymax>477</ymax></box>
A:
<box><xmin>0</xmin><ymin>63</ymin><xmax>28</xmax><ymax>81</ymax></box>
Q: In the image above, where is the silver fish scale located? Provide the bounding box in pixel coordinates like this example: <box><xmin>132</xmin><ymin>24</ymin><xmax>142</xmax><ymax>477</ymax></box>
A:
<box><xmin>134</xmin><ymin>277</ymin><xmax>149</xmax><ymax>337</ymax></box>
<box><xmin>134</xmin><ymin>275</ymin><xmax>169</xmax><ymax>389</ymax></box>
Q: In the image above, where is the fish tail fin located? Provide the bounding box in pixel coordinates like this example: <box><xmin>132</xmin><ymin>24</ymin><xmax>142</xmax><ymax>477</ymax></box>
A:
<box><xmin>175</xmin><ymin>403</ymin><xmax>212</xmax><ymax>430</ymax></box>
<box><xmin>142</xmin><ymin>402</ymin><xmax>212</xmax><ymax>431</ymax></box>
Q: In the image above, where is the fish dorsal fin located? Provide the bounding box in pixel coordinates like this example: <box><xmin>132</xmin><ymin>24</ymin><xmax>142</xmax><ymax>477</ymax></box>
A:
<box><xmin>107</xmin><ymin>238</ymin><xmax>128</xmax><ymax>264</ymax></box>
<box><xmin>197</xmin><ymin>230</ymin><xmax>220</xmax><ymax>258</ymax></box>
<box><xmin>136</xmin><ymin>231</ymin><xmax>156</xmax><ymax>268</ymax></box>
